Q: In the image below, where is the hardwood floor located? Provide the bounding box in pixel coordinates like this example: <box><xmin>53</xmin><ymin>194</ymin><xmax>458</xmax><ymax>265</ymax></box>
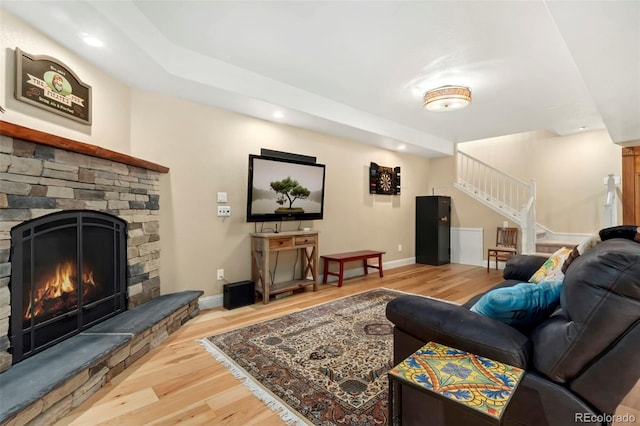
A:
<box><xmin>53</xmin><ymin>263</ymin><xmax>637</xmax><ymax>425</ymax></box>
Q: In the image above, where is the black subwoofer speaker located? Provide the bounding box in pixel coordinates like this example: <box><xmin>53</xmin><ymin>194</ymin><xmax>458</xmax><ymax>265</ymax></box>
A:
<box><xmin>223</xmin><ymin>280</ymin><xmax>255</xmax><ymax>310</ymax></box>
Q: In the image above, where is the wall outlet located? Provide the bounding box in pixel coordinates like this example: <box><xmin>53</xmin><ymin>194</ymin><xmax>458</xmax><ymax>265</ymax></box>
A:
<box><xmin>398</xmin><ymin>244</ymin><xmax>402</xmax><ymax>252</ymax></box>
<box><xmin>217</xmin><ymin>206</ymin><xmax>231</xmax><ymax>217</ymax></box>
<box><xmin>217</xmin><ymin>269</ymin><xmax>224</xmax><ymax>280</ymax></box>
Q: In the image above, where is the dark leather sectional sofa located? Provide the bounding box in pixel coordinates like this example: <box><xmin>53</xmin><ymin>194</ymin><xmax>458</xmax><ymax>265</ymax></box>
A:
<box><xmin>386</xmin><ymin>237</ymin><xmax>640</xmax><ymax>425</ymax></box>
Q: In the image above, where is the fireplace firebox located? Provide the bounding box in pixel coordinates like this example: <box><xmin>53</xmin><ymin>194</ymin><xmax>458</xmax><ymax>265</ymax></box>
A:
<box><xmin>9</xmin><ymin>210</ymin><xmax>128</xmax><ymax>364</ymax></box>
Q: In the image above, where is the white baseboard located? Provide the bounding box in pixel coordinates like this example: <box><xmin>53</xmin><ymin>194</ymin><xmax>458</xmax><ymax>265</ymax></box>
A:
<box><xmin>384</xmin><ymin>256</ymin><xmax>416</xmax><ymax>269</ymax></box>
<box><xmin>456</xmin><ymin>259</ymin><xmax>487</xmax><ymax>267</ymax></box>
<box><xmin>198</xmin><ymin>294</ymin><xmax>224</xmax><ymax>310</ymax></box>
<box><xmin>485</xmin><ymin>260</ymin><xmax>509</xmax><ymax>270</ymax></box>
<box><xmin>198</xmin><ymin>255</ymin><xmax>496</xmax><ymax>310</ymax></box>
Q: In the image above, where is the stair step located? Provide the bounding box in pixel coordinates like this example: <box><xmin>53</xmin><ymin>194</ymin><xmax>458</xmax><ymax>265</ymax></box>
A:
<box><xmin>533</xmin><ymin>252</ymin><xmax>552</xmax><ymax>258</ymax></box>
<box><xmin>535</xmin><ymin>241</ymin><xmax>577</xmax><ymax>254</ymax></box>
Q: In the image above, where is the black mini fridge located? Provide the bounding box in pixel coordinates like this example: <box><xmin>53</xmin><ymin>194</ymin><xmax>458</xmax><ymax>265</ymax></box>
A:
<box><xmin>416</xmin><ymin>196</ymin><xmax>451</xmax><ymax>265</ymax></box>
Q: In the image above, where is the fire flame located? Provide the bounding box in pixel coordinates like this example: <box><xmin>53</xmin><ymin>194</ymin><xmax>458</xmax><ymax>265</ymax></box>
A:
<box><xmin>25</xmin><ymin>261</ymin><xmax>98</xmax><ymax>321</ymax></box>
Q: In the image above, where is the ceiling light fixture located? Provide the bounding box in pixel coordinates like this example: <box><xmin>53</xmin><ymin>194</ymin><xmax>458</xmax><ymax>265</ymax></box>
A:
<box><xmin>272</xmin><ymin>111</ymin><xmax>284</xmax><ymax>119</ymax></box>
<box><xmin>423</xmin><ymin>85</ymin><xmax>471</xmax><ymax>112</ymax></box>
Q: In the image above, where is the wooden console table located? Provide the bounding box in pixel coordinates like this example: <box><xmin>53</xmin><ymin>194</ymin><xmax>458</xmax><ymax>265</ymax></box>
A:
<box><xmin>250</xmin><ymin>231</ymin><xmax>319</xmax><ymax>304</ymax></box>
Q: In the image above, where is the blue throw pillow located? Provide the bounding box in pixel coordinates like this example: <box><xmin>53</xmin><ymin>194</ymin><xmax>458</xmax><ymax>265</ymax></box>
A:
<box><xmin>470</xmin><ymin>280</ymin><xmax>563</xmax><ymax>327</ymax></box>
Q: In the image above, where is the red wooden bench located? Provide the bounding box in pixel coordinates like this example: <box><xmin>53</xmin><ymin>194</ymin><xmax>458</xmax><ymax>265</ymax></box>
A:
<box><xmin>321</xmin><ymin>250</ymin><xmax>385</xmax><ymax>287</ymax></box>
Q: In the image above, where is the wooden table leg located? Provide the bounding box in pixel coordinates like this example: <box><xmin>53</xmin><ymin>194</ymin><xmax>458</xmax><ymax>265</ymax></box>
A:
<box><xmin>363</xmin><ymin>259</ymin><xmax>369</xmax><ymax>275</ymax></box>
<box><xmin>338</xmin><ymin>261</ymin><xmax>344</xmax><ymax>287</ymax></box>
<box><xmin>388</xmin><ymin>375</ymin><xmax>394</xmax><ymax>426</ymax></box>
<box><xmin>263</xmin><ymin>244</ymin><xmax>270</xmax><ymax>304</ymax></box>
<box><xmin>378</xmin><ymin>254</ymin><xmax>384</xmax><ymax>277</ymax></box>
<box><xmin>322</xmin><ymin>258</ymin><xmax>329</xmax><ymax>284</ymax></box>
<box><xmin>388</xmin><ymin>377</ymin><xmax>402</xmax><ymax>425</ymax></box>
<box><xmin>311</xmin><ymin>247</ymin><xmax>318</xmax><ymax>291</ymax></box>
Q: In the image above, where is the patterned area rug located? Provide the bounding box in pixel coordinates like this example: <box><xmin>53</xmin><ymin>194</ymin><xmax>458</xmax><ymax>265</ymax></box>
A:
<box><xmin>199</xmin><ymin>288</ymin><xmax>403</xmax><ymax>425</ymax></box>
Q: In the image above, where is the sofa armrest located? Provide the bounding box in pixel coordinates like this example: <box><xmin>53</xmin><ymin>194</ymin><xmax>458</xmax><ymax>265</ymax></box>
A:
<box><xmin>503</xmin><ymin>255</ymin><xmax>548</xmax><ymax>281</ymax></box>
<box><xmin>386</xmin><ymin>295</ymin><xmax>531</xmax><ymax>368</ymax></box>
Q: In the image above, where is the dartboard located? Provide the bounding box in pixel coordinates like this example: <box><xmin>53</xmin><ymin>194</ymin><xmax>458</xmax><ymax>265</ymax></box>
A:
<box><xmin>369</xmin><ymin>162</ymin><xmax>400</xmax><ymax>195</ymax></box>
<box><xmin>378</xmin><ymin>172</ymin><xmax>393</xmax><ymax>193</ymax></box>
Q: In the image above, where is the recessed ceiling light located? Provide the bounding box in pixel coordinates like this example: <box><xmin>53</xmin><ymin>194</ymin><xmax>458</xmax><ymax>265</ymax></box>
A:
<box><xmin>81</xmin><ymin>34</ymin><xmax>104</xmax><ymax>47</ymax></box>
<box><xmin>397</xmin><ymin>145</ymin><xmax>406</xmax><ymax>150</ymax></box>
<box><xmin>578</xmin><ymin>126</ymin><xmax>587</xmax><ymax>131</ymax></box>
<box><xmin>272</xmin><ymin>111</ymin><xmax>284</xmax><ymax>119</ymax></box>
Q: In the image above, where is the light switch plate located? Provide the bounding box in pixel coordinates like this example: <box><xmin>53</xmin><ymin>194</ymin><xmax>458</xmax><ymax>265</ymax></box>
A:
<box><xmin>217</xmin><ymin>192</ymin><xmax>228</xmax><ymax>203</ymax></box>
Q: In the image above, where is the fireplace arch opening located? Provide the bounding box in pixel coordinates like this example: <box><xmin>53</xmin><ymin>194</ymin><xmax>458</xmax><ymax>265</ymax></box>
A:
<box><xmin>9</xmin><ymin>210</ymin><xmax>128</xmax><ymax>364</ymax></box>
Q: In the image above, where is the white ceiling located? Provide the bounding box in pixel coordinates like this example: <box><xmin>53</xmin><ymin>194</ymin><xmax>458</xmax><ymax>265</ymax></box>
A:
<box><xmin>3</xmin><ymin>1</ymin><xmax>639</xmax><ymax>158</ymax></box>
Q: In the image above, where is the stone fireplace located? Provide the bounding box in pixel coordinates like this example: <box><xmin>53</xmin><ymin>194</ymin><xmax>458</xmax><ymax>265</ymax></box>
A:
<box><xmin>0</xmin><ymin>122</ymin><xmax>203</xmax><ymax>425</ymax></box>
<box><xmin>1</xmin><ymin>124</ymin><xmax>165</xmax><ymax>373</ymax></box>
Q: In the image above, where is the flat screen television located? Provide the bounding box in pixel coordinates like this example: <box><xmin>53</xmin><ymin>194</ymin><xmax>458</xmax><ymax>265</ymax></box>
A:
<box><xmin>246</xmin><ymin>154</ymin><xmax>326</xmax><ymax>223</ymax></box>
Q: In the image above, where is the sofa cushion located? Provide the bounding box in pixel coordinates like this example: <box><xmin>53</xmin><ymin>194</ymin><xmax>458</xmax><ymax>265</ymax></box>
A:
<box><xmin>599</xmin><ymin>225</ymin><xmax>640</xmax><ymax>242</ymax></box>
<box><xmin>503</xmin><ymin>255</ymin><xmax>548</xmax><ymax>282</ymax></box>
<box><xmin>528</xmin><ymin>247</ymin><xmax>573</xmax><ymax>283</ymax></box>
<box><xmin>470</xmin><ymin>280</ymin><xmax>563</xmax><ymax>328</ymax></box>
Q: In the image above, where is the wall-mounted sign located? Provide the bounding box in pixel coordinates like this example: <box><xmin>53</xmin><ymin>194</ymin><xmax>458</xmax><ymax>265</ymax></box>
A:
<box><xmin>15</xmin><ymin>48</ymin><xmax>92</xmax><ymax>125</ymax></box>
<box><xmin>369</xmin><ymin>162</ymin><xmax>401</xmax><ymax>195</ymax></box>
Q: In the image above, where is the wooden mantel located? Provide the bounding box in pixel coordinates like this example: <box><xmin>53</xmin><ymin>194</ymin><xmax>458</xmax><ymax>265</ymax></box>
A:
<box><xmin>0</xmin><ymin>120</ymin><xmax>169</xmax><ymax>173</ymax></box>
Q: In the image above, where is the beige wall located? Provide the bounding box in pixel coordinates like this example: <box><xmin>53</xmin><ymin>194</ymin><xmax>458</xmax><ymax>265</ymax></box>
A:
<box><xmin>428</xmin><ymin>129</ymin><xmax>622</xmax><ymax>254</ymax></box>
<box><xmin>129</xmin><ymin>89</ymin><xmax>430</xmax><ymax>297</ymax></box>
<box><xmin>0</xmin><ymin>9</ymin><xmax>132</xmax><ymax>154</ymax></box>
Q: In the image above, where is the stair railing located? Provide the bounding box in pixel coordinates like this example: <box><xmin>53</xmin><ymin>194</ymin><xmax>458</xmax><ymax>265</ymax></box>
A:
<box><xmin>455</xmin><ymin>150</ymin><xmax>537</xmax><ymax>254</ymax></box>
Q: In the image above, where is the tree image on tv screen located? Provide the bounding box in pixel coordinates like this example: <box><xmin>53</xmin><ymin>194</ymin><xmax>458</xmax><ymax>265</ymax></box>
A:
<box><xmin>270</xmin><ymin>177</ymin><xmax>310</xmax><ymax>213</ymax></box>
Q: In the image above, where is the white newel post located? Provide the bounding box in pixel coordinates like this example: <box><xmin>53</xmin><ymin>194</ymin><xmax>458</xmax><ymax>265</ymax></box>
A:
<box><xmin>520</xmin><ymin>180</ymin><xmax>537</xmax><ymax>255</ymax></box>
<box><xmin>604</xmin><ymin>174</ymin><xmax>618</xmax><ymax>228</ymax></box>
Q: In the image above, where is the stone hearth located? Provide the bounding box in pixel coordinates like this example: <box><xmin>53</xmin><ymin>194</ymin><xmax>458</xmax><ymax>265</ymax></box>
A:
<box><xmin>0</xmin><ymin>290</ymin><xmax>201</xmax><ymax>426</ymax></box>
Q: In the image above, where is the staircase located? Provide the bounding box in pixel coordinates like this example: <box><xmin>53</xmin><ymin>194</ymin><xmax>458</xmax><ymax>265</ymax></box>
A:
<box><xmin>454</xmin><ymin>150</ymin><xmax>538</xmax><ymax>255</ymax></box>
<box><xmin>454</xmin><ymin>150</ymin><xmax>616</xmax><ymax>255</ymax></box>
